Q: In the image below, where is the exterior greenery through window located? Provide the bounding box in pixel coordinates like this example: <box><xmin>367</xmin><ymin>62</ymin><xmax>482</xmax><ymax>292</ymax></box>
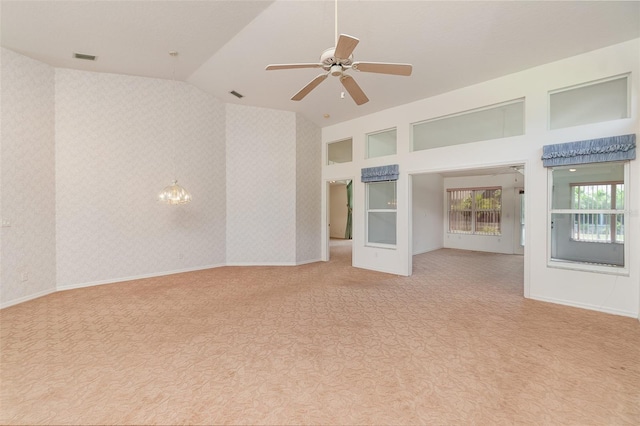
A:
<box><xmin>571</xmin><ymin>182</ymin><xmax>624</xmax><ymax>243</ymax></box>
<box><xmin>447</xmin><ymin>188</ymin><xmax>502</xmax><ymax>235</ymax></box>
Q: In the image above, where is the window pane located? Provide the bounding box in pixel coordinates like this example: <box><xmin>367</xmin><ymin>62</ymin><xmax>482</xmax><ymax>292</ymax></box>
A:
<box><xmin>617</xmin><ymin>184</ymin><xmax>625</xmax><ymax>209</ymax></box>
<box><xmin>368</xmin><ymin>212</ymin><xmax>397</xmax><ymax>245</ymax></box>
<box><xmin>550</xmin><ymin>76</ymin><xmax>628</xmax><ymax>130</ymax></box>
<box><xmin>367</xmin><ymin>129</ymin><xmax>396</xmax><ymax>159</ymax></box>
<box><xmin>368</xmin><ymin>181</ymin><xmax>397</xmax><ymax>210</ymax></box>
<box><xmin>551</xmin><ymin>213</ymin><xmax>624</xmax><ymax>266</ymax></box>
<box><xmin>572</xmin><ymin>184</ymin><xmax>613</xmax><ymax>209</ymax></box>
<box><xmin>476</xmin><ymin>211</ymin><xmax>501</xmax><ymax>235</ymax></box>
<box><xmin>476</xmin><ymin>189</ymin><xmax>501</xmax><ymax>210</ymax></box>
<box><xmin>449</xmin><ymin>211</ymin><xmax>472</xmax><ymax>233</ymax></box>
<box><xmin>412</xmin><ymin>99</ymin><xmax>524</xmax><ymax>151</ymax></box>
<box><xmin>616</xmin><ymin>214</ymin><xmax>625</xmax><ymax>243</ymax></box>
<box><xmin>572</xmin><ymin>213</ymin><xmax>613</xmax><ymax>243</ymax></box>
<box><xmin>448</xmin><ymin>189</ymin><xmax>472</xmax><ymax>211</ymax></box>
<box><xmin>552</xmin><ymin>163</ymin><xmax>624</xmax><ymax>210</ymax></box>
<box><xmin>327</xmin><ymin>138</ymin><xmax>352</xmax><ymax>164</ymax></box>
<box><xmin>448</xmin><ymin>188</ymin><xmax>501</xmax><ymax>235</ymax></box>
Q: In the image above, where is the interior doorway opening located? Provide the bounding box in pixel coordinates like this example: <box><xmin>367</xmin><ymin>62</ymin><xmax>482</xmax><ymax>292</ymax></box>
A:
<box><xmin>410</xmin><ymin>163</ymin><xmax>527</xmax><ymax>295</ymax></box>
<box><xmin>325</xmin><ymin>178</ymin><xmax>354</xmax><ymax>262</ymax></box>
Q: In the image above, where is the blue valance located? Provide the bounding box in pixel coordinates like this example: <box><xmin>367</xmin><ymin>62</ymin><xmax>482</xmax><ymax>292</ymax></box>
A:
<box><xmin>541</xmin><ymin>134</ymin><xmax>636</xmax><ymax>167</ymax></box>
<box><xmin>361</xmin><ymin>164</ymin><xmax>399</xmax><ymax>182</ymax></box>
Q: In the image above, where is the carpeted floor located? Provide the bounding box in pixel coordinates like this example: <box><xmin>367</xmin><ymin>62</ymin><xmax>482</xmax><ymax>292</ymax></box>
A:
<box><xmin>1</xmin><ymin>244</ymin><xmax>639</xmax><ymax>425</ymax></box>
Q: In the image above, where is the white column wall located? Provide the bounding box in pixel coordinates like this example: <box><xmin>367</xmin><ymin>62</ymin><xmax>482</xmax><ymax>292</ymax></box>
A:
<box><xmin>0</xmin><ymin>48</ymin><xmax>57</xmax><ymax>307</ymax></box>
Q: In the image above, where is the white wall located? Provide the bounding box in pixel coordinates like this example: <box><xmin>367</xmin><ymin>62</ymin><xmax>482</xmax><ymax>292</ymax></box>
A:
<box><xmin>225</xmin><ymin>104</ymin><xmax>297</xmax><ymax>265</ymax></box>
<box><xmin>0</xmin><ymin>48</ymin><xmax>57</xmax><ymax>306</ymax></box>
<box><xmin>411</xmin><ymin>173</ymin><xmax>444</xmax><ymax>255</ymax></box>
<box><xmin>296</xmin><ymin>113</ymin><xmax>322</xmax><ymax>264</ymax></box>
<box><xmin>322</xmin><ymin>39</ymin><xmax>639</xmax><ymax>318</ymax></box>
<box><xmin>443</xmin><ymin>173</ymin><xmax>523</xmax><ymax>254</ymax></box>
<box><xmin>55</xmin><ymin>69</ymin><xmax>226</xmax><ymax>288</ymax></box>
<box><xmin>329</xmin><ymin>183</ymin><xmax>348</xmax><ymax>239</ymax></box>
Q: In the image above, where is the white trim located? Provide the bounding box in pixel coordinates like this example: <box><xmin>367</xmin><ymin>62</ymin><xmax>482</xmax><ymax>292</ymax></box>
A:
<box><xmin>0</xmin><ymin>288</ymin><xmax>57</xmax><ymax>310</ymax></box>
<box><xmin>225</xmin><ymin>262</ymin><xmax>299</xmax><ymax>267</ymax></box>
<box><xmin>56</xmin><ymin>264</ymin><xmax>225</xmax><ymax>291</ymax></box>
<box><xmin>530</xmin><ymin>294</ymin><xmax>636</xmax><ymax>318</ymax></box>
<box><xmin>412</xmin><ymin>247</ymin><xmax>442</xmax><ymax>256</ymax></box>
<box><xmin>352</xmin><ymin>261</ymin><xmax>403</xmax><ymax>277</ymax></box>
<box><xmin>296</xmin><ymin>258</ymin><xmax>322</xmax><ymax>266</ymax></box>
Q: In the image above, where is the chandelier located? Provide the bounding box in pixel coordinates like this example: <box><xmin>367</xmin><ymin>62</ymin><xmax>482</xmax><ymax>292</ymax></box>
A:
<box><xmin>158</xmin><ymin>51</ymin><xmax>191</xmax><ymax>205</ymax></box>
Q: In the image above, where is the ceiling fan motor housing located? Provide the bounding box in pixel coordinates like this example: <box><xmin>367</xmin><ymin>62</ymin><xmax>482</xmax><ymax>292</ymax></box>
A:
<box><xmin>321</xmin><ymin>47</ymin><xmax>353</xmax><ymax>72</ymax></box>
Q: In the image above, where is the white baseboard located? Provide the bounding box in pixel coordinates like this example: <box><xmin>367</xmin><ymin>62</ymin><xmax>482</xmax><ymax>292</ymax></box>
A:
<box><xmin>352</xmin><ymin>262</ymin><xmax>406</xmax><ymax>277</ymax></box>
<box><xmin>296</xmin><ymin>258</ymin><xmax>322</xmax><ymax>266</ymax></box>
<box><xmin>56</xmin><ymin>264</ymin><xmax>225</xmax><ymax>292</ymax></box>
<box><xmin>529</xmin><ymin>294</ymin><xmax>637</xmax><ymax>318</ymax></box>
<box><xmin>226</xmin><ymin>261</ymin><xmax>299</xmax><ymax>267</ymax></box>
<box><xmin>3</xmin><ymin>261</ymin><xmax>325</xmax><ymax>309</ymax></box>
<box><xmin>1</xmin><ymin>288</ymin><xmax>57</xmax><ymax>310</ymax></box>
<box><xmin>412</xmin><ymin>247</ymin><xmax>442</xmax><ymax>256</ymax></box>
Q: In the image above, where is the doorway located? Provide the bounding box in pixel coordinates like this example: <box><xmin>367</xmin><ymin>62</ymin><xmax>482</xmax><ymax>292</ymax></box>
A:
<box><xmin>325</xmin><ymin>178</ymin><xmax>353</xmax><ymax>261</ymax></box>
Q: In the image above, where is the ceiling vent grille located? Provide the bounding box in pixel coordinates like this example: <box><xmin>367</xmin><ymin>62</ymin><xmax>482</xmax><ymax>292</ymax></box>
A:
<box><xmin>73</xmin><ymin>52</ymin><xmax>97</xmax><ymax>61</ymax></box>
<box><xmin>230</xmin><ymin>90</ymin><xmax>244</xmax><ymax>99</ymax></box>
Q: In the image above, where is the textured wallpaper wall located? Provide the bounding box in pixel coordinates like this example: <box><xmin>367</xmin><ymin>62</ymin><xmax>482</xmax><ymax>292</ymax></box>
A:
<box><xmin>2</xmin><ymin>49</ymin><xmax>322</xmax><ymax>306</ymax></box>
<box><xmin>55</xmin><ymin>69</ymin><xmax>226</xmax><ymax>288</ymax></box>
<box><xmin>225</xmin><ymin>104</ymin><xmax>297</xmax><ymax>264</ymax></box>
<box><xmin>1</xmin><ymin>48</ymin><xmax>57</xmax><ymax>306</ymax></box>
<box><xmin>296</xmin><ymin>114</ymin><xmax>321</xmax><ymax>263</ymax></box>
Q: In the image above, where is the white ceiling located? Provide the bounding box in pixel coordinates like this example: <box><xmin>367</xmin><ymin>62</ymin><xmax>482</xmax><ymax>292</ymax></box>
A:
<box><xmin>2</xmin><ymin>1</ymin><xmax>639</xmax><ymax>127</ymax></box>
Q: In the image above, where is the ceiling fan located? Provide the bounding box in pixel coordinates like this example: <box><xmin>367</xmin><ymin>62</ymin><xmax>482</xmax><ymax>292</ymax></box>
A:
<box><xmin>265</xmin><ymin>1</ymin><xmax>412</xmax><ymax>105</ymax></box>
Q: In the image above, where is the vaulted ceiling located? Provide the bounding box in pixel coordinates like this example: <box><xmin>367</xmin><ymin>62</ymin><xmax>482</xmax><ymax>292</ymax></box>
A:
<box><xmin>2</xmin><ymin>1</ymin><xmax>639</xmax><ymax>126</ymax></box>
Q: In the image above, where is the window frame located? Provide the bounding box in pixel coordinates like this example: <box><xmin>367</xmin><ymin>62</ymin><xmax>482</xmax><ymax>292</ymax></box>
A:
<box><xmin>548</xmin><ymin>74</ymin><xmax>630</xmax><ymax>130</ymax></box>
<box><xmin>547</xmin><ymin>162</ymin><xmax>629</xmax><ymax>275</ymax></box>
<box><xmin>326</xmin><ymin>138</ymin><xmax>353</xmax><ymax>165</ymax></box>
<box><xmin>446</xmin><ymin>187</ymin><xmax>502</xmax><ymax>236</ymax></box>
<box><xmin>365</xmin><ymin>181</ymin><xmax>397</xmax><ymax>248</ymax></box>
<box><xmin>366</xmin><ymin>128</ymin><xmax>397</xmax><ymax>159</ymax></box>
<box><xmin>411</xmin><ymin>98</ymin><xmax>525</xmax><ymax>152</ymax></box>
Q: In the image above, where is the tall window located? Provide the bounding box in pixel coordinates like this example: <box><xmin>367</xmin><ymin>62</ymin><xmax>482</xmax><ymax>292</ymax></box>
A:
<box><xmin>549</xmin><ymin>162</ymin><xmax>627</xmax><ymax>269</ymax></box>
<box><xmin>571</xmin><ymin>182</ymin><xmax>624</xmax><ymax>243</ymax></box>
<box><xmin>447</xmin><ymin>188</ymin><xmax>501</xmax><ymax>235</ymax></box>
<box><xmin>366</xmin><ymin>181</ymin><xmax>397</xmax><ymax>246</ymax></box>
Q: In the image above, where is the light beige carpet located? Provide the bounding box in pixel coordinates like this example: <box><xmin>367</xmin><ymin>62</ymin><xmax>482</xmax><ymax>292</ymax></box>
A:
<box><xmin>1</xmin><ymin>245</ymin><xmax>639</xmax><ymax>425</ymax></box>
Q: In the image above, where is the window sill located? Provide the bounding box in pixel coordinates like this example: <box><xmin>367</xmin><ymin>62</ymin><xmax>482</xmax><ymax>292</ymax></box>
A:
<box><xmin>548</xmin><ymin>258</ymin><xmax>629</xmax><ymax>276</ymax></box>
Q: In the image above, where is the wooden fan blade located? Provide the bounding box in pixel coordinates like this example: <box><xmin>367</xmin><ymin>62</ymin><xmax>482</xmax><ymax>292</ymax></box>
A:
<box><xmin>334</xmin><ymin>34</ymin><xmax>359</xmax><ymax>59</ymax></box>
<box><xmin>292</xmin><ymin>73</ymin><xmax>329</xmax><ymax>101</ymax></box>
<box><xmin>266</xmin><ymin>63</ymin><xmax>323</xmax><ymax>71</ymax></box>
<box><xmin>351</xmin><ymin>62</ymin><xmax>412</xmax><ymax>76</ymax></box>
<box><xmin>340</xmin><ymin>74</ymin><xmax>369</xmax><ymax>105</ymax></box>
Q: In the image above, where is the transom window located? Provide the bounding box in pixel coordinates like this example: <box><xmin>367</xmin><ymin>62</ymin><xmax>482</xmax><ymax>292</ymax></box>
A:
<box><xmin>447</xmin><ymin>187</ymin><xmax>502</xmax><ymax>235</ymax></box>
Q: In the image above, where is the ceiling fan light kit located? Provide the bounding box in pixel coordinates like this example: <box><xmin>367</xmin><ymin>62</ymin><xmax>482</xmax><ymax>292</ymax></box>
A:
<box><xmin>266</xmin><ymin>32</ymin><xmax>412</xmax><ymax>106</ymax></box>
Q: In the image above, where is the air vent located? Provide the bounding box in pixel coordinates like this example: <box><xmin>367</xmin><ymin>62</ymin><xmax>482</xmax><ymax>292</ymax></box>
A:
<box><xmin>73</xmin><ymin>52</ymin><xmax>97</xmax><ymax>61</ymax></box>
<box><xmin>230</xmin><ymin>90</ymin><xmax>244</xmax><ymax>99</ymax></box>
